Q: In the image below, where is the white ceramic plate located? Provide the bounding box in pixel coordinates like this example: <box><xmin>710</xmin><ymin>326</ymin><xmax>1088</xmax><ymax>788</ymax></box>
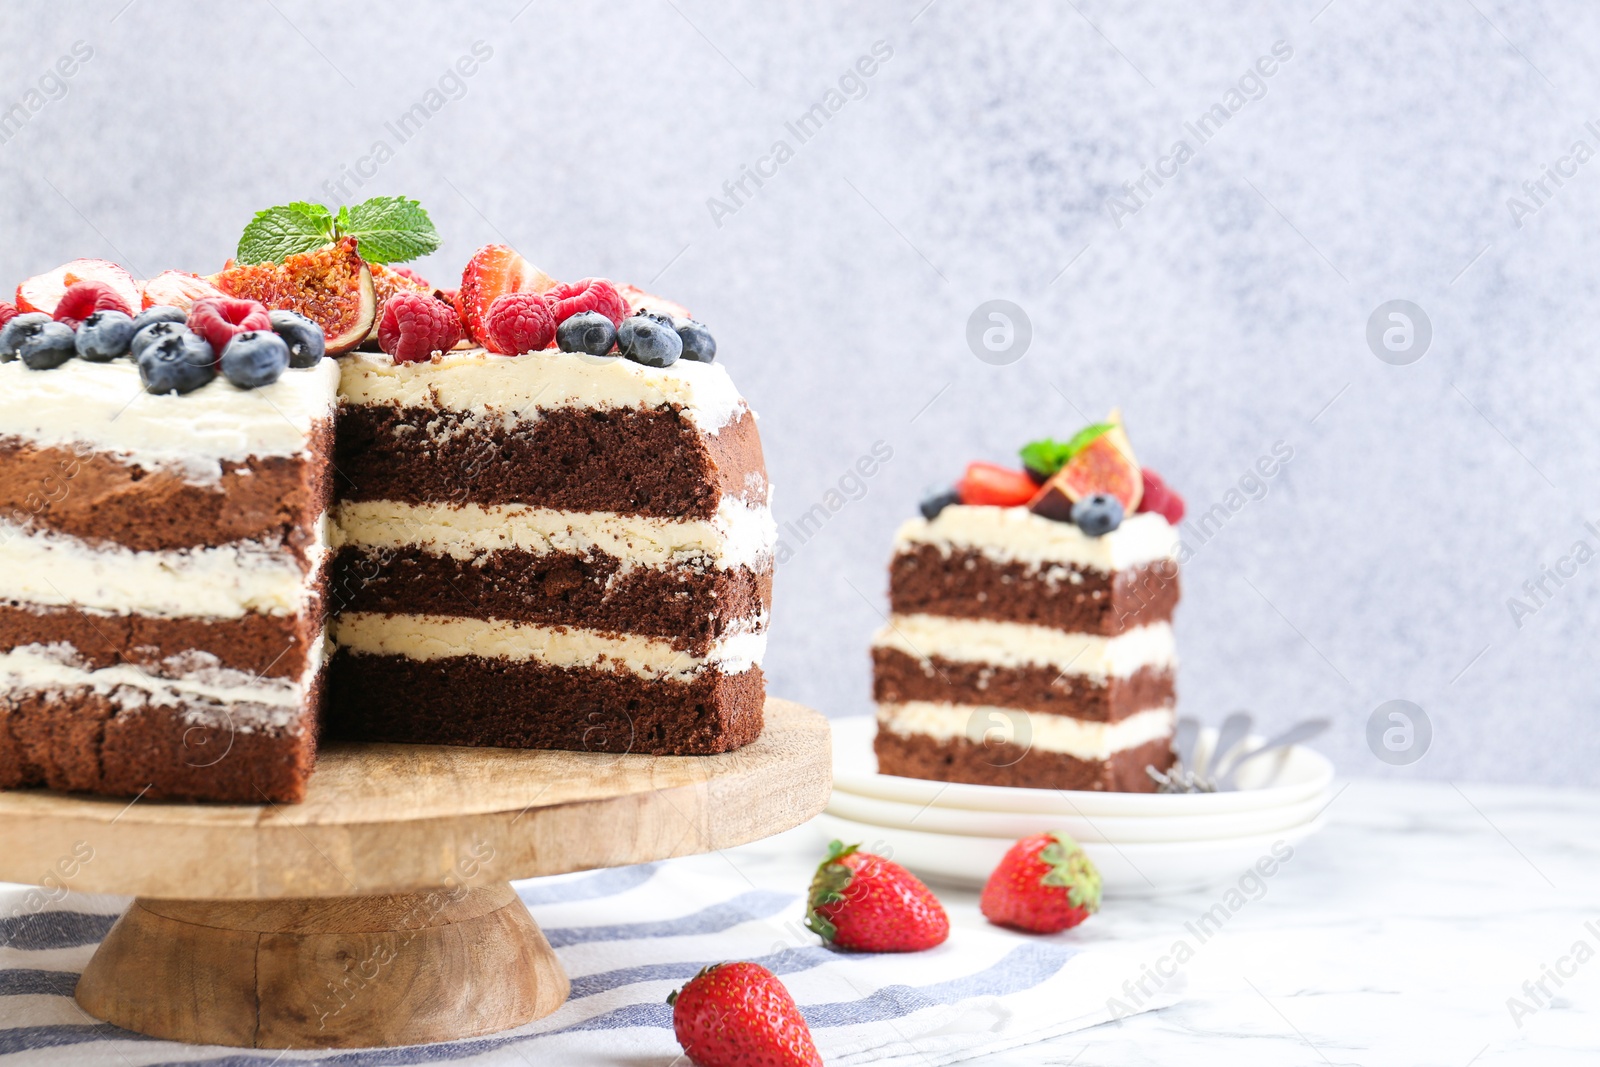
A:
<box><xmin>826</xmin><ymin>786</ymin><xmax>1333</xmax><ymax>843</ymax></box>
<box><xmin>831</xmin><ymin>717</ymin><xmax>1335</xmax><ymax>817</ymax></box>
<box><xmin>812</xmin><ymin>810</ymin><xmax>1328</xmax><ymax>897</ymax></box>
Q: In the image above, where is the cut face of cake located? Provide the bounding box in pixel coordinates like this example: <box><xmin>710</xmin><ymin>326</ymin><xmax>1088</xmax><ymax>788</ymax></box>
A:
<box><xmin>326</xmin><ymin>346</ymin><xmax>775</xmax><ymax>755</ymax></box>
<box><xmin>873</xmin><ymin>417</ymin><xmax>1184</xmax><ymax>792</ymax></box>
<box><xmin>0</xmin><ymin>356</ymin><xmax>339</xmax><ymax>803</ymax></box>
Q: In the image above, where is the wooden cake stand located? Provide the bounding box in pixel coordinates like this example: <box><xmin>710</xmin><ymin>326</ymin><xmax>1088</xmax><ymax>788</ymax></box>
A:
<box><xmin>0</xmin><ymin>698</ymin><xmax>831</xmax><ymax>1049</ymax></box>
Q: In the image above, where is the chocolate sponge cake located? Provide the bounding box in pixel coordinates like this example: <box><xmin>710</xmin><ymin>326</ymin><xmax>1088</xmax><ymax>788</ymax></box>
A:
<box><xmin>0</xmin><ymin>354</ymin><xmax>339</xmax><ymax>803</ymax></box>
<box><xmin>874</xmin><ymin>416</ymin><xmax>1184</xmax><ymax>792</ymax></box>
<box><xmin>326</xmin><ymin>347</ymin><xmax>775</xmax><ymax>755</ymax></box>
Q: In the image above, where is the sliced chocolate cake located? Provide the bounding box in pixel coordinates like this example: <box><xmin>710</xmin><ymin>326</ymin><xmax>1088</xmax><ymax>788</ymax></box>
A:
<box><xmin>324</xmin><ymin>249</ymin><xmax>775</xmax><ymax>755</ymax></box>
<box><xmin>0</xmin><ymin>347</ymin><xmax>338</xmax><ymax>803</ymax></box>
<box><xmin>873</xmin><ymin>416</ymin><xmax>1185</xmax><ymax>792</ymax></box>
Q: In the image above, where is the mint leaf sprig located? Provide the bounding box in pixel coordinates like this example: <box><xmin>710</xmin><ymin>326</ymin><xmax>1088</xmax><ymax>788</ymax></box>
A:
<box><xmin>236</xmin><ymin>196</ymin><xmax>440</xmax><ymax>266</ymax></box>
<box><xmin>1020</xmin><ymin>422</ymin><xmax>1115</xmax><ymax>478</ymax></box>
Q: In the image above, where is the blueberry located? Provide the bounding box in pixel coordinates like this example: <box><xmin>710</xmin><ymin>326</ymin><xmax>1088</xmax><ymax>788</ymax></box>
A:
<box><xmin>221</xmin><ymin>330</ymin><xmax>290</xmax><ymax>389</ymax></box>
<box><xmin>138</xmin><ymin>329</ymin><xmax>216</xmax><ymax>395</ymax></box>
<box><xmin>131</xmin><ymin>305</ymin><xmax>186</xmax><ymax>333</ymax></box>
<box><xmin>616</xmin><ymin>314</ymin><xmax>682</xmax><ymax>368</ymax></box>
<box><xmin>269</xmin><ymin>309</ymin><xmax>326</xmax><ymax>368</ymax></box>
<box><xmin>75</xmin><ymin>310</ymin><xmax>137</xmax><ymax>362</ymax></box>
<box><xmin>920</xmin><ymin>487</ymin><xmax>961</xmax><ymax>521</ymax></box>
<box><xmin>130</xmin><ymin>320</ymin><xmax>186</xmax><ymax>361</ymax></box>
<box><xmin>0</xmin><ymin>313</ymin><xmax>51</xmax><ymax>362</ymax></box>
<box><xmin>17</xmin><ymin>321</ymin><xmax>77</xmax><ymax>370</ymax></box>
<box><xmin>1070</xmin><ymin>493</ymin><xmax>1125</xmax><ymax>537</ymax></box>
<box><xmin>557</xmin><ymin>311</ymin><xmax>617</xmax><ymax>356</ymax></box>
<box><xmin>676</xmin><ymin>320</ymin><xmax>716</xmax><ymax>363</ymax></box>
<box><xmin>639</xmin><ymin>308</ymin><xmax>676</xmax><ymax>326</ymax></box>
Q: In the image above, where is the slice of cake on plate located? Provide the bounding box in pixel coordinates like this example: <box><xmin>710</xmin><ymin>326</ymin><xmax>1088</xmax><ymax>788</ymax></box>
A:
<box><xmin>326</xmin><ymin>245</ymin><xmax>775</xmax><ymax>755</ymax></box>
<box><xmin>873</xmin><ymin>413</ymin><xmax>1185</xmax><ymax>792</ymax></box>
<box><xmin>0</xmin><ymin>281</ymin><xmax>338</xmax><ymax>803</ymax></box>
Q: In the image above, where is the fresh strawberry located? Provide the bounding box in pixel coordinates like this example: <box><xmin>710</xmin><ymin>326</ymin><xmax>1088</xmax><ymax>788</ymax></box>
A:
<box><xmin>141</xmin><ymin>270</ymin><xmax>223</xmax><ymax>311</ymax></box>
<box><xmin>187</xmin><ymin>297</ymin><xmax>271</xmax><ymax>361</ymax></box>
<box><xmin>668</xmin><ymin>962</ymin><xmax>821</xmax><ymax>1067</ymax></box>
<box><xmin>805</xmin><ymin>840</ymin><xmax>949</xmax><ymax>952</ymax></box>
<box><xmin>1137</xmin><ymin>468</ymin><xmax>1186</xmax><ymax>525</ymax></box>
<box><xmin>484</xmin><ymin>292</ymin><xmax>556</xmax><ymax>355</ymax></box>
<box><xmin>52</xmin><ymin>281</ymin><xmax>133</xmax><ymax>328</ymax></box>
<box><xmin>957</xmin><ymin>462</ymin><xmax>1038</xmax><ymax>507</ymax></box>
<box><xmin>16</xmin><ymin>258</ymin><xmax>140</xmax><ymax>317</ymax></box>
<box><xmin>616</xmin><ymin>281</ymin><xmax>691</xmax><ymax>321</ymax></box>
<box><xmin>544</xmin><ymin>277</ymin><xmax>629</xmax><ymax>327</ymax></box>
<box><xmin>980</xmin><ymin>832</ymin><xmax>1101</xmax><ymax>934</ymax></box>
<box><xmin>456</xmin><ymin>244</ymin><xmax>553</xmax><ymax>348</ymax></box>
<box><xmin>0</xmin><ymin>301</ymin><xmax>20</xmax><ymax>332</ymax></box>
<box><xmin>378</xmin><ymin>291</ymin><xmax>462</xmax><ymax>364</ymax></box>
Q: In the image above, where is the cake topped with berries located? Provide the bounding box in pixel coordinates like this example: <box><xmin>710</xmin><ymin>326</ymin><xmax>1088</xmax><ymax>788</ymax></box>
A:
<box><xmin>0</xmin><ymin>197</ymin><xmax>774</xmax><ymax>804</ymax></box>
<box><xmin>873</xmin><ymin>412</ymin><xmax>1185</xmax><ymax>792</ymax></box>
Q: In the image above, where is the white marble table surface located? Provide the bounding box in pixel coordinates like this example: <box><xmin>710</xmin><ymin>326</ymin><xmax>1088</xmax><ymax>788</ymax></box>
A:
<box><xmin>918</xmin><ymin>778</ymin><xmax>1598</xmax><ymax>1066</ymax></box>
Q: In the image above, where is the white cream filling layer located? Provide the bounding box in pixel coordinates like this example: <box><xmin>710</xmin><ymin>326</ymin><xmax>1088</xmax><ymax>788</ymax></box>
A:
<box><xmin>873</xmin><ymin>614</ymin><xmax>1175</xmax><ymax>681</ymax></box>
<box><xmin>334</xmin><ymin>496</ymin><xmax>777</xmax><ymax>572</ymax></box>
<box><xmin>0</xmin><ymin>639</ymin><xmax>327</xmax><ymax>731</ymax></box>
<box><xmin>877</xmin><ymin>702</ymin><xmax>1175</xmax><ymax>760</ymax></box>
<box><xmin>0</xmin><ymin>357</ymin><xmax>340</xmax><ymax>483</ymax></box>
<box><xmin>334</xmin><ymin>611</ymin><xmax>766</xmax><ymax>682</ymax></box>
<box><xmin>895</xmin><ymin>506</ymin><xmax>1179</xmax><ymax>573</ymax></box>
<box><xmin>338</xmin><ymin>347</ymin><xmax>748</xmax><ymax>435</ymax></box>
<box><xmin>0</xmin><ymin>518</ymin><xmax>328</xmax><ymax>619</ymax></box>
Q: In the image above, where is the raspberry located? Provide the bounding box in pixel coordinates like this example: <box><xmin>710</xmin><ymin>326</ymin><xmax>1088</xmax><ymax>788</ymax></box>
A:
<box><xmin>0</xmin><ymin>301</ymin><xmax>16</xmax><ymax>332</ymax></box>
<box><xmin>378</xmin><ymin>292</ymin><xmax>462</xmax><ymax>364</ymax></box>
<box><xmin>1137</xmin><ymin>468</ymin><xmax>1186</xmax><ymax>525</ymax></box>
<box><xmin>485</xmin><ymin>292</ymin><xmax>556</xmax><ymax>355</ymax></box>
<box><xmin>53</xmin><ymin>281</ymin><xmax>133</xmax><ymax>329</ymax></box>
<box><xmin>187</xmin><ymin>297</ymin><xmax>271</xmax><ymax>361</ymax></box>
<box><xmin>391</xmin><ymin>265</ymin><xmax>432</xmax><ymax>288</ymax></box>
<box><xmin>543</xmin><ymin>278</ymin><xmax>628</xmax><ymax>328</ymax></box>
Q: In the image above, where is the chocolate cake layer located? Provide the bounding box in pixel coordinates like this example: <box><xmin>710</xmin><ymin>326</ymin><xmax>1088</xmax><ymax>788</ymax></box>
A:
<box><xmin>335</xmin><ymin>405</ymin><xmax>767</xmax><ymax>520</ymax></box>
<box><xmin>889</xmin><ymin>545</ymin><xmax>1179</xmax><ymax>634</ymax></box>
<box><xmin>872</xmin><ymin>647</ymin><xmax>1174</xmax><ymax>722</ymax></box>
<box><xmin>330</xmin><ymin>546</ymin><xmax>770</xmax><ymax>656</ymax></box>
<box><xmin>327</xmin><ymin>652</ymin><xmax>764</xmax><ymax>755</ymax></box>
<box><xmin>0</xmin><ymin>421</ymin><xmax>334</xmax><ymax>554</ymax></box>
<box><xmin>873</xmin><ymin>728</ymin><xmax>1172</xmax><ymax>792</ymax></box>
<box><xmin>0</xmin><ymin>603</ymin><xmax>321</xmax><ymax>680</ymax></box>
<box><xmin>0</xmin><ymin>687</ymin><xmax>318</xmax><ymax>803</ymax></box>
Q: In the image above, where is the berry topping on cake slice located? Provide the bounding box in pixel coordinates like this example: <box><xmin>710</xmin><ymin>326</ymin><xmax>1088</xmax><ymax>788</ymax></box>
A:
<box><xmin>140</xmin><ymin>270</ymin><xmax>223</xmax><ymax>311</ymax></box>
<box><xmin>484</xmin><ymin>292</ymin><xmax>556</xmax><ymax>355</ymax></box>
<box><xmin>457</xmin><ymin>244</ymin><xmax>554</xmax><ymax>348</ymax></box>
<box><xmin>543</xmin><ymin>278</ymin><xmax>629</xmax><ymax>328</ymax></box>
<box><xmin>52</xmin><ymin>280</ymin><xmax>133</xmax><ymax>328</ymax></box>
<box><xmin>187</xmin><ymin>297</ymin><xmax>271</xmax><ymax>362</ymax></box>
<box><xmin>378</xmin><ymin>291</ymin><xmax>463</xmax><ymax>364</ymax></box>
<box><xmin>16</xmin><ymin>259</ymin><xmax>141</xmax><ymax>317</ymax></box>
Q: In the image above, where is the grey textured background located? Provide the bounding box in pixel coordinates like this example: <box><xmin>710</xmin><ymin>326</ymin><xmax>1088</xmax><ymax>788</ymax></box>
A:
<box><xmin>1</xmin><ymin>1</ymin><xmax>1594</xmax><ymax>786</ymax></box>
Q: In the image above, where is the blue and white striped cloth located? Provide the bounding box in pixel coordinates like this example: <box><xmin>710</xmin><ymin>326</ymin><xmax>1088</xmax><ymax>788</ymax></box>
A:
<box><xmin>0</xmin><ymin>826</ymin><xmax>1179</xmax><ymax>1065</ymax></box>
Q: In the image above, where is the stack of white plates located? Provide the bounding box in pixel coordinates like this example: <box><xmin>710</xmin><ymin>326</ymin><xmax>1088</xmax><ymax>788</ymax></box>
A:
<box><xmin>819</xmin><ymin>717</ymin><xmax>1335</xmax><ymax>897</ymax></box>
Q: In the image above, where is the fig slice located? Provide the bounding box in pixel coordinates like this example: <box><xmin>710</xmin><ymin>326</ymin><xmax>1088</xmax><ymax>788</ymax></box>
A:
<box><xmin>208</xmin><ymin>236</ymin><xmax>376</xmax><ymax>355</ymax></box>
<box><xmin>1030</xmin><ymin>409</ymin><xmax>1144</xmax><ymax>514</ymax></box>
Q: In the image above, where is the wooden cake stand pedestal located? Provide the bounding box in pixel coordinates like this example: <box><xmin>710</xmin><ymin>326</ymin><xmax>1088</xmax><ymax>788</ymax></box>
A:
<box><xmin>0</xmin><ymin>698</ymin><xmax>831</xmax><ymax>1050</ymax></box>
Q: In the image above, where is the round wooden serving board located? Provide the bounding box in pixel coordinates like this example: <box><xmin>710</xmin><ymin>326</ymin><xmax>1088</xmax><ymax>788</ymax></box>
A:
<box><xmin>0</xmin><ymin>698</ymin><xmax>831</xmax><ymax>1049</ymax></box>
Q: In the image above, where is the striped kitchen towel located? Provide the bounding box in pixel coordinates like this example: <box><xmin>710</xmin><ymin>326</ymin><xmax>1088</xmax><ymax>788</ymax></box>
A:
<box><xmin>0</xmin><ymin>827</ymin><xmax>1180</xmax><ymax>1065</ymax></box>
